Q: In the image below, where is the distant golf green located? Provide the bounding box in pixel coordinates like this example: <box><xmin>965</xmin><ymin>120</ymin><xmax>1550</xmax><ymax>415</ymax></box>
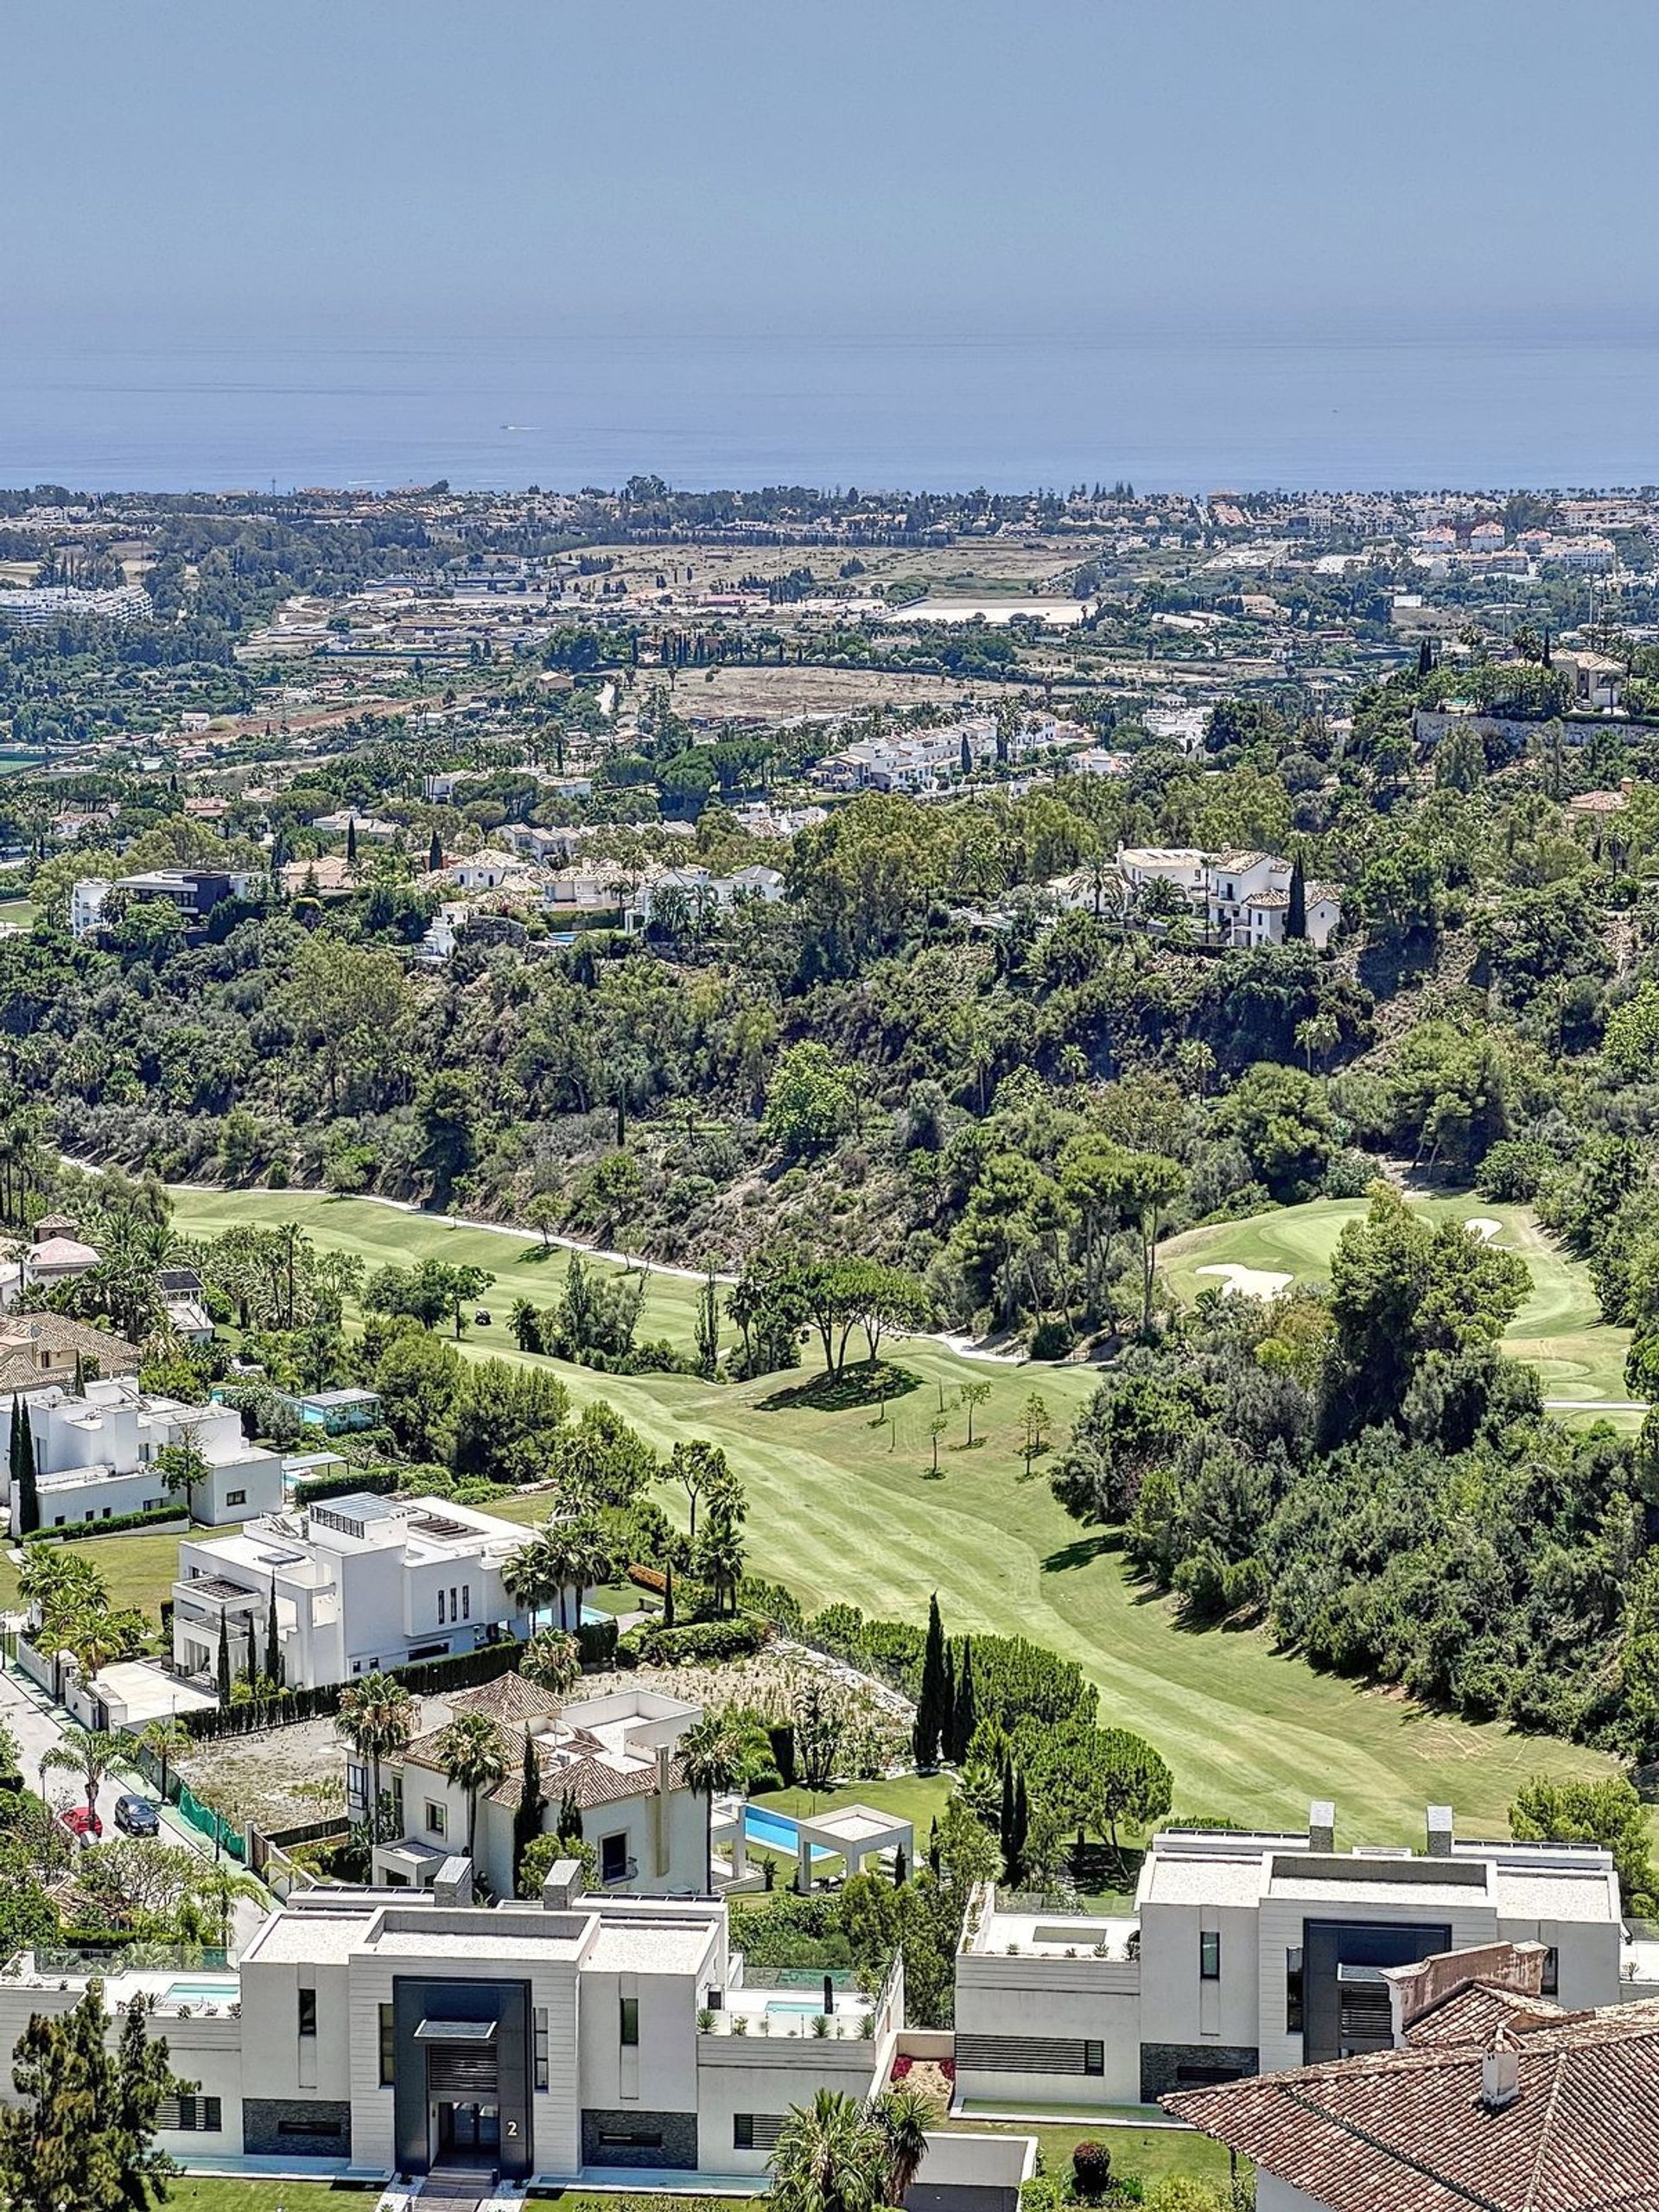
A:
<box><xmin>1161</xmin><ymin>1193</ymin><xmax>1637</xmax><ymax>1414</ymax></box>
<box><xmin>150</xmin><ymin>1185</ymin><xmax>1622</xmax><ymax>1844</ymax></box>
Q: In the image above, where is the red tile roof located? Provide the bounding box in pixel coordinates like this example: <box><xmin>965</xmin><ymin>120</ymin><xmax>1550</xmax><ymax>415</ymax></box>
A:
<box><xmin>1166</xmin><ymin>1996</ymin><xmax>1659</xmax><ymax>2212</ymax></box>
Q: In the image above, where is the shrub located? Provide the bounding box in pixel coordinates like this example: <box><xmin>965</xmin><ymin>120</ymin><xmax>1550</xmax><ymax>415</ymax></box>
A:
<box><xmin>617</xmin><ymin>1615</ymin><xmax>771</xmax><ymax>1667</ymax></box>
<box><xmin>1073</xmin><ymin>2141</ymin><xmax>1112</xmax><ymax>2199</ymax></box>
<box><xmin>1028</xmin><ymin>1318</ymin><xmax>1075</xmax><ymax>1361</ymax></box>
<box><xmin>24</xmin><ymin>1505</ymin><xmax>189</xmax><ymax>1544</ymax></box>
<box><xmin>576</xmin><ymin>1618</ymin><xmax>618</xmax><ymax>1669</ymax></box>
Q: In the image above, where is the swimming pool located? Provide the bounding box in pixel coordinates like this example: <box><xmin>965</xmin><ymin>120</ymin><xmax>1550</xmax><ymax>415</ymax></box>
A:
<box><xmin>162</xmin><ymin>1979</ymin><xmax>240</xmax><ymax>2006</ymax></box>
<box><xmin>765</xmin><ymin>1997</ymin><xmax>831</xmax><ymax>2016</ymax></box>
<box><xmin>743</xmin><ymin>1807</ymin><xmax>832</xmax><ymax>1859</ymax></box>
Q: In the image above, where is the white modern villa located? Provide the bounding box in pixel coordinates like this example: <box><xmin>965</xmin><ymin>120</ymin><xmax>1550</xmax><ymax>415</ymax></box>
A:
<box><xmin>172</xmin><ymin>1492</ymin><xmax>551</xmax><ymax>1691</ymax></box>
<box><xmin>1</xmin><ymin>1378</ymin><xmax>283</xmax><ymax>1535</ymax></box>
<box><xmin>955</xmin><ymin>1804</ymin><xmax>1637</xmax><ymax>2110</ymax></box>
<box><xmin>0</xmin><ymin>1878</ymin><xmax>904</xmax><ymax>2184</ymax></box>
<box><xmin>360</xmin><ymin>1678</ymin><xmax>711</xmax><ymax>1902</ymax></box>
<box><xmin>1114</xmin><ymin>846</ymin><xmax>1344</xmax><ymax>949</ymax></box>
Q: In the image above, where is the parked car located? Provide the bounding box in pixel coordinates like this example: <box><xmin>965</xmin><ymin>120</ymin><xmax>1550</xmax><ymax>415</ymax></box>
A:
<box><xmin>58</xmin><ymin>1804</ymin><xmax>102</xmax><ymax>1841</ymax></box>
<box><xmin>113</xmin><ymin>1795</ymin><xmax>159</xmax><ymax>1838</ymax></box>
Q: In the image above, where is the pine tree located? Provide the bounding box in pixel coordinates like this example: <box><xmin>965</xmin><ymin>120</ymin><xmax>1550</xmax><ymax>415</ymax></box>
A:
<box><xmin>951</xmin><ymin>1637</ymin><xmax>977</xmax><ymax>1764</ymax></box>
<box><xmin>265</xmin><ymin>1581</ymin><xmax>281</xmax><ymax>1685</ymax></box>
<box><xmin>215</xmin><ymin>1611</ymin><xmax>232</xmax><ymax>1706</ymax></box>
<box><xmin>16</xmin><ymin>1409</ymin><xmax>38</xmax><ymax>1539</ymax></box>
<box><xmin>1287</xmin><ymin>854</ymin><xmax>1306</xmax><ymax>941</ymax></box>
<box><xmin>912</xmin><ymin>1594</ymin><xmax>948</xmax><ymax>1769</ymax></box>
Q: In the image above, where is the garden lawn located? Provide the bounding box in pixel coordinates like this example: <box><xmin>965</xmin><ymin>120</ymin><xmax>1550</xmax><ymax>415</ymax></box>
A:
<box><xmin>0</xmin><ymin>1528</ymin><xmax>215</xmax><ymax>1619</ymax></box>
<box><xmin>951</xmin><ymin>2116</ymin><xmax>1242</xmax><ymax>2188</ymax></box>
<box><xmin>1160</xmin><ymin>1193</ymin><xmax>1637</xmax><ymax>1412</ymax></box>
<box><xmin>166</xmin><ymin>2184</ymin><xmax>368</xmax><ymax>2212</ymax></box>
<box><xmin>157</xmin><ymin>1187</ymin><xmax>1624</xmax><ymax>1845</ymax></box>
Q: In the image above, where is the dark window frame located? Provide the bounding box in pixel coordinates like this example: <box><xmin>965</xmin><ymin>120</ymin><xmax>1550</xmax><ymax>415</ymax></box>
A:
<box><xmin>298</xmin><ymin>1986</ymin><xmax>318</xmax><ymax>2037</ymax></box>
<box><xmin>620</xmin><ymin>1994</ymin><xmax>639</xmax><ymax>2047</ymax></box>
<box><xmin>1200</xmin><ymin>1929</ymin><xmax>1222</xmax><ymax>1981</ymax></box>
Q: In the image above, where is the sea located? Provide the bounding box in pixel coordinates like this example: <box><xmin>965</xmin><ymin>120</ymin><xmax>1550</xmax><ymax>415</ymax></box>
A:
<box><xmin>4</xmin><ymin>328</ymin><xmax>1659</xmax><ymax>496</ymax></box>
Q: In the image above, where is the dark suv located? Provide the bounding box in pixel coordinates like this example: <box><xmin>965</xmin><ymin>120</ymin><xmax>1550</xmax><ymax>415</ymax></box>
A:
<box><xmin>113</xmin><ymin>1795</ymin><xmax>160</xmax><ymax>1838</ymax></box>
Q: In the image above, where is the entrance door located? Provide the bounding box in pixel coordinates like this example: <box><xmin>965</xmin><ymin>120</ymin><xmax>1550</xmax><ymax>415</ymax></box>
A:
<box><xmin>435</xmin><ymin>2101</ymin><xmax>501</xmax><ymax>2162</ymax></box>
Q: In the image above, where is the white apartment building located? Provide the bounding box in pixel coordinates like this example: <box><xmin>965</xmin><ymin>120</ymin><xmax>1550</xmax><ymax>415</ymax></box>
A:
<box><xmin>361</xmin><ymin>1679</ymin><xmax>709</xmax><ymax>1902</ymax></box>
<box><xmin>0</xmin><ymin>1380</ymin><xmax>282</xmax><ymax>1535</ymax></box>
<box><xmin>1115</xmin><ymin>846</ymin><xmax>1343</xmax><ymax>950</ymax></box>
<box><xmin>623</xmin><ymin>862</ymin><xmax>786</xmax><ymax>933</ymax></box>
<box><xmin>0</xmin><ymin>1880</ymin><xmax>901</xmax><ymax>2183</ymax></box>
<box><xmin>172</xmin><ymin>1492</ymin><xmax>547</xmax><ymax>1693</ymax></box>
<box><xmin>955</xmin><ymin>1805</ymin><xmax>1636</xmax><ymax>2110</ymax></box>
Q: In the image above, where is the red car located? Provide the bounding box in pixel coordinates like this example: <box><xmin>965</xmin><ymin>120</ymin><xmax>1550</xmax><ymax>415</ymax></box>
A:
<box><xmin>58</xmin><ymin>1804</ymin><xmax>102</xmax><ymax>1842</ymax></box>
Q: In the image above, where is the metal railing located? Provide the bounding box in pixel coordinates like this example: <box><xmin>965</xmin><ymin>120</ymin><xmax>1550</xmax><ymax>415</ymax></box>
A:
<box><xmin>27</xmin><ymin>1943</ymin><xmax>232</xmax><ymax>1980</ymax></box>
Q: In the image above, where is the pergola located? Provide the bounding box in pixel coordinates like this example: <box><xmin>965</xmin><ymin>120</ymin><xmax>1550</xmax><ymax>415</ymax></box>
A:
<box><xmin>788</xmin><ymin>1804</ymin><xmax>913</xmax><ymax>1893</ymax></box>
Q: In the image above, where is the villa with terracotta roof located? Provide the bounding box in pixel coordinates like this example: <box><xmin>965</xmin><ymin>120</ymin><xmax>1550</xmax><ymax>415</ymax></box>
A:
<box><xmin>361</xmin><ymin>1679</ymin><xmax>710</xmax><ymax>1902</ymax></box>
<box><xmin>1167</xmin><ymin>1938</ymin><xmax>1659</xmax><ymax>2211</ymax></box>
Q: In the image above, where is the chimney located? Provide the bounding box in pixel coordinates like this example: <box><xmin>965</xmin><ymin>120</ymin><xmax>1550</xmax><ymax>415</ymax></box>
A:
<box><xmin>1308</xmin><ymin>1800</ymin><xmax>1335</xmax><ymax>1854</ymax></box>
<box><xmin>1427</xmin><ymin>1805</ymin><xmax>1454</xmax><ymax>1859</ymax></box>
<box><xmin>1480</xmin><ymin>2024</ymin><xmax>1521</xmax><ymax>2114</ymax></box>
<box><xmin>542</xmin><ymin>1856</ymin><xmax>586</xmax><ymax>1910</ymax></box>
<box><xmin>433</xmin><ymin>1855</ymin><xmax>474</xmax><ymax>1907</ymax></box>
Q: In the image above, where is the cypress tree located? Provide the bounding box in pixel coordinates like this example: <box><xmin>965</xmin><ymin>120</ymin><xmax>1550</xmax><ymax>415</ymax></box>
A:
<box><xmin>346</xmin><ymin>817</ymin><xmax>359</xmax><ymax>864</ymax></box>
<box><xmin>892</xmin><ymin>1842</ymin><xmax>907</xmax><ymax>1886</ymax></box>
<box><xmin>999</xmin><ymin>1757</ymin><xmax>1016</xmax><ymax>1869</ymax></box>
<box><xmin>215</xmin><ymin>1611</ymin><xmax>232</xmax><ymax>1705</ymax></box>
<box><xmin>926</xmin><ymin>1815</ymin><xmax>941</xmax><ymax>1878</ymax></box>
<box><xmin>245</xmin><ymin>1612</ymin><xmax>259</xmax><ymax>1691</ymax></box>
<box><xmin>1416</xmin><ymin>636</ymin><xmax>1433</xmax><ymax>678</ymax></box>
<box><xmin>1012</xmin><ymin>1770</ymin><xmax>1030</xmax><ymax>1887</ymax></box>
<box><xmin>16</xmin><ymin>1409</ymin><xmax>38</xmax><ymax>1539</ymax></box>
<box><xmin>955</xmin><ymin>1637</ymin><xmax>977</xmax><ymax>1762</ymax></box>
<box><xmin>1287</xmin><ymin>854</ymin><xmax>1306</xmax><ymax>941</ymax></box>
<box><xmin>941</xmin><ymin>1643</ymin><xmax>956</xmax><ymax>1763</ymax></box>
<box><xmin>265</xmin><ymin>1581</ymin><xmax>282</xmax><ymax>1685</ymax></box>
<box><xmin>912</xmin><ymin>1595</ymin><xmax>948</xmax><ymax>1769</ymax></box>
<box><xmin>6</xmin><ymin>1393</ymin><xmax>19</xmax><ymax>1498</ymax></box>
<box><xmin>428</xmin><ymin>828</ymin><xmax>442</xmax><ymax>874</ymax></box>
<box><xmin>512</xmin><ymin>1734</ymin><xmax>542</xmax><ymax>1892</ymax></box>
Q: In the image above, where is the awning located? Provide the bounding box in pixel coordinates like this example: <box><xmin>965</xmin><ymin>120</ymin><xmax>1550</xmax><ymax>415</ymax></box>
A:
<box><xmin>415</xmin><ymin>2018</ymin><xmax>497</xmax><ymax>2042</ymax></box>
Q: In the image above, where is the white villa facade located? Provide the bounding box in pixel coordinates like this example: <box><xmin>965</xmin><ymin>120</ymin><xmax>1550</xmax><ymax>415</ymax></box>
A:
<box><xmin>0</xmin><ymin>1881</ymin><xmax>902</xmax><ymax>2183</ymax></box>
<box><xmin>172</xmin><ymin>1492</ymin><xmax>549</xmax><ymax>1692</ymax></box>
<box><xmin>1115</xmin><ymin>847</ymin><xmax>1343</xmax><ymax>949</ymax></box>
<box><xmin>955</xmin><ymin>1805</ymin><xmax>1635</xmax><ymax>2109</ymax></box>
<box><xmin>0</xmin><ymin>1380</ymin><xmax>282</xmax><ymax>1535</ymax></box>
<box><xmin>360</xmin><ymin>1679</ymin><xmax>710</xmax><ymax>1903</ymax></box>
<box><xmin>623</xmin><ymin>863</ymin><xmax>786</xmax><ymax>934</ymax></box>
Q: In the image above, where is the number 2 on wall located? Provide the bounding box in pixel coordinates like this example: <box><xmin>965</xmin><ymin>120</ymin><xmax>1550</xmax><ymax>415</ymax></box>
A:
<box><xmin>505</xmin><ymin>2121</ymin><xmax>519</xmax><ymax>2138</ymax></box>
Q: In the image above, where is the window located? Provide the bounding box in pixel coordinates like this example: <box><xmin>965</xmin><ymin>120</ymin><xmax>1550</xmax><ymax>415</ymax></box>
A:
<box><xmin>1083</xmin><ymin>2040</ymin><xmax>1104</xmax><ymax>2077</ymax></box>
<box><xmin>601</xmin><ymin>1832</ymin><xmax>628</xmax><ymax>1884</ymax></box>
<box><xmin>391</xmin><ymin>1777</ymin><xmax>404</xmax><ymax>1827</ymax></box>
<box><xmin>226</xmin><ymin>1489</ymin><xmax>246</xmax><ymax>1508</ymax></box>
<box><xmin>162</xmin><ymin>2095</ymin><xmax>222</xmax><ymax>2133</ymax></box>
<box><xmin>346</xmin><ymin>1762</ymin><xmax>368</xmax><ymax>1803</ymax></box>
<box><xmin>534</xmin><ymin>2005</ymin><xmax>549</xmax><ymax>2091</ymax></box>
<box><xmin>437</xmin><ymin>1589</ymin><xmax>446</xmax><ymax>1625</ymax></box>
<box><xmin>619</xmin><ymin>1995</ymin><xmax>639</xmax><ymax>2047</ymax></box>
<box><xmin>277</xmin><ymin>2115</ymin><xmax>344</xmax><ymax>2139</ymax></box>
<box><xmin>461</xmin><ymin>1584</ymin><xmax>471</xmax><ymax>1620</ymax></box>
<box><xmin>298</xmin><ymin>1986</ymin><xmax>317</xmax><ymax>2037</ymax></box>
<box><xmin>734</xmin><ymin>2115</ymin><xmax>755</xmax><ymax>2151</ymax></box>
<box><xmin>426</xmin><ymin>1801</ymin><xmax>447</xmax><ymax>1837</ymax></box>
<box><xmin>599</xmin><ymin>2124</ymin><xmax>661</xmax><ymax>2149</ymax></box>
<box><xmin>1287</xmin><ymin>1946</ymin><xmax>1305</xmax><ymax>2034</ymax></box>
<box><xmin>1542</xmin><ymin>1947</ymin><xmax>1560</xmax><ymax>1997</ymax></box>
<box><xmin>1200</xmin><ymin>1930</ymin><xmax>1222</xmax><ymax>1981</ymax></box>
<box><xmin>379</xmin><ymin>2003</ymin><xmax>396</xmax><ymax>2085</ymax></box>
<box><xmin>450</xmin><ymin>1586</ymin><xmax>460</xmax><ymax>1622</ymax></box>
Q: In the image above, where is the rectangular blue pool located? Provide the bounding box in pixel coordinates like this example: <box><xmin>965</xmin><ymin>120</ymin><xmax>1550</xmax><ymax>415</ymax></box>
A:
<box><xmin>744</xmin><ymin>1807</ymin><xmax>833</xmax><ymax>1859</ymax></box>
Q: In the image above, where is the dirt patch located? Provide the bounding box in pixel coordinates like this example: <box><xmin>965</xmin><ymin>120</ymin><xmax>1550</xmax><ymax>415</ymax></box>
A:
<box><xmin>1196</xmin><ymin>1262</ymin><xmax>1293</xmax><ymax>1300</ymax></box>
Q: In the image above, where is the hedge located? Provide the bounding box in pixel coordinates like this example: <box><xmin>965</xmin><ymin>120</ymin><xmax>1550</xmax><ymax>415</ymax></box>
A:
<box><xmin>616</xmin><ymin>1614</ymin><xmax>771</xmax><ymax>1667</ymax></box>
<box><xmin>180</xmin><ymin>1637</ymin><xmax>527</xmax><ymax>1739</ymax></box>
<box><xmin>292</xmin><ymin>1465</ymin><xmax>398</xmax><ymax>1509</ymax></box>
<box><xmin>25</xmin><ymin>1506</ymin><xmax>190</xmax><ymax>1544</ymax></box>
<box><xmin>577</xmin><ymin>1618</ymin><xmax>618</xmax><ymax>1669</ymax></box>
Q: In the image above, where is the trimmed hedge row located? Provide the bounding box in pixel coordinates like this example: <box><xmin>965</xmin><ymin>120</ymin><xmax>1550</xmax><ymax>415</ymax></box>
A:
<box><xmin>180</xmin><ymin>1637</ymin><xmax>529</xmax><ymax>1739</ymax></box>
<box><xmin>291</xmin><ymin>1465</ymin><xmax>399</xmax><ymax>1509</ymax></box>
<box><xmin>616</xmin><ymin>1613</ymin><xmax>771</xmax><ymax>1667</ymax></box>
<box><xmin>25</xmin><ymin>1506</ymin><xmax>189</xmax><ymax>1544</ymax></box>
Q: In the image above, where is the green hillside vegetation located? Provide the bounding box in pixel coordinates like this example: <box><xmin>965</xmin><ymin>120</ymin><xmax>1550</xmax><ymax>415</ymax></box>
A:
<box><xmin>1161</xmin><ymin>1193</ymin><xmax>1638</xmax><ymax>1412</ymax></box>
<box><xmin>151</xmin><ymin>1186</ymin><xmax>1625</xmax><ymax>1843</ymax></box>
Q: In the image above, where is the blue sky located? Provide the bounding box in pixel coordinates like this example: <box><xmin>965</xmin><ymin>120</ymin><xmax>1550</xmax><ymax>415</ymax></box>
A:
<box><xmin>9</xmin><ymin>0</ymin><xmax>1655</xmax><ymax>341</ymax></box>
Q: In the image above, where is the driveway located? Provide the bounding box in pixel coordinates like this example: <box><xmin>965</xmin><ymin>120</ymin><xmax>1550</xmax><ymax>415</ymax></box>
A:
<box><xmin>0</xmin><ymin>1660</ymin><xmax>270</xmax><ymax>1948</ymax></box>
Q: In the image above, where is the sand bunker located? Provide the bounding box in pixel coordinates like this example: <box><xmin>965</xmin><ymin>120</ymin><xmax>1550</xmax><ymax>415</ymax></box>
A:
<box><xmin>1465</xmin><ymin>1217</ymin><xmax>1503</xmax><ymax>1243</ymax></box>
<box><xmin>1196</xmin><ymin>1262</ymin><xmax>1294</xmax><ymax>1300</ymax></box>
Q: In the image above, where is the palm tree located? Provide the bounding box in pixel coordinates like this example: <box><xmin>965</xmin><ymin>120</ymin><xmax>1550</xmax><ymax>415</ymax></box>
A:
<box><xmin>140</xmin><ymin>1716</ymin><xmax>193</xmax><ymax>1802</ymax></box>
<box><xmin>335</xmin><ymin>1673</ymin><xmax>414</xmax><ymax>1839</ymax></box>
<box><xmin>188</xmin><ymin>1859</ymin><xmax>265</xmax><ymax>1947</ymax></box>
<box><xmin>679</xmin><ymin>1714</ymin><xmax>746</xmax><ymax>1897</ymax></box>
<box><xmin>518</xmin><ymin>1630</ymin><xmax>582</xmax><ymax>1698</ymax></box>
<box><xmin>436</xmin><ymin>1712</ymin><xmax>507</xmax><ymax>1860</ymax></box>
<box><xmin>767</xmin><ymin>2090</ymin><xmax>887</xmax><ymax>2212</ymax></box>
<box><xmin>868</xmin><ymin>2085</ymin><xmax>937</xmax><ymax>2205</ymax></box>
<box><xmin>41</xmin><ymin>1726</ymin><xmax>123</xmax><ymax>1825</ymax></box>
<box><xmin>502</xmin><ymin>1522</ymin><xmax>572</xmax><ymax>1630</ymax></box>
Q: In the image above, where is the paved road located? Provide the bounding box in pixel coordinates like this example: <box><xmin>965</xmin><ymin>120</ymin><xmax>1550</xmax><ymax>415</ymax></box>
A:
<box><xmin>0</xmin><ymin>1661</ymin><xmax>269</xmax><ymax>1948</ymax></box>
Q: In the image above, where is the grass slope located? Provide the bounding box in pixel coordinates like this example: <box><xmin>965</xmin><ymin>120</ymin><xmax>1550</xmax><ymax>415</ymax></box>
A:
<box><xmin>151</xmin><ymin>1188</ymin><xmax>1618</xmax><ymax>1843</ymax></box>
<box><xmin>1160</xmin><ymin>1193</ymin><xmax>1635</xmax><ymax>1411</ymax></box>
